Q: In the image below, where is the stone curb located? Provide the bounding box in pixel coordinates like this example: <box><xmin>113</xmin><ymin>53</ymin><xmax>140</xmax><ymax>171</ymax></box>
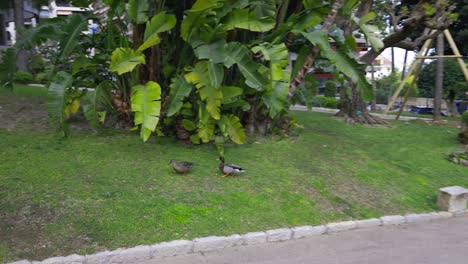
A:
<box><xmin>9</xmin><ymin>211</ymin><xmax>465</xmax><ymax>264</ymax></box>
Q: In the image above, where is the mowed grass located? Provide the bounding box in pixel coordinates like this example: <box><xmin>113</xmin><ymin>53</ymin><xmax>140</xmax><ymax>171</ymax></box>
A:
<box><xmin>1</xmin><ymin>86</ymin><xmax>467</xmax><ymax>262</ymax></box>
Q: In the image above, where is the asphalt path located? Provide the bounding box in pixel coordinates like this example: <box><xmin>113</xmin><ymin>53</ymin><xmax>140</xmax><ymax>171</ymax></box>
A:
<box><xmin>142</xmin><ymin>216</ymin><xmax>468</xmax><ymax>264</ymax></box>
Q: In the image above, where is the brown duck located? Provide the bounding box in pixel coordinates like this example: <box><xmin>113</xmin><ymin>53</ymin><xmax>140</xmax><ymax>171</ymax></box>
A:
<box><xmin>169</xmin><ymin>160</ymin><xmax>195</xmax><ymax>176</ymax></box>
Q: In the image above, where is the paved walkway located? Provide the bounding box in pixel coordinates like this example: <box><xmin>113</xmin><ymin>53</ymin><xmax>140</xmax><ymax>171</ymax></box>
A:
<box><xmin>142</xmin><ymin>216</ymin><xmax>468</xmax><ymax>264</ymax></box>
<box><xmin>290</xmin><ymin>105</ymin><xmax>432</xmax><ymax>121</ymax></box>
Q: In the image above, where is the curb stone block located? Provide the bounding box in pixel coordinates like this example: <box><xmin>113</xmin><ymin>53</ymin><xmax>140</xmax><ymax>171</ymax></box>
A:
<box><xmin>326</xmin><ymin>221</ymin><xmax>357</xmax><ymax>233</ymax></box>
<box><xmin>266</xmin><ymin>228</ymin><xmax>292</xmax><ymax>242</ymax></box>
<box><xmin>40</xmin><ymin>254</ymin><xmax>85</xmax><ymax>264</ymax></box>
<box><xmin>242</xmin><ymin>232</ymin><xmax>267</xmax><ymax>245</ymax></box>
<box><xmin>9</xmin><ymin>261</ymin><xmax>32</xmax><ymax>264</ymax></box>
<box><xmin>106</xmin><ymin>246</ymin><xmax>152</xmax><ymax>263</ymax></box>
<box><xmin>429</xmin><ymin>212</ymin><xmax>453</xmax><ymax>220</ymax></box>
<box><xmin>292</xmin><ymin>225</ymin><xmax>327</xmax><ymax>239</ymax></box>
<box><xmin>151</xmin><ymin>240</ymin><xmax>193</xmax><ymax>258</ymax></box>
<box><xmin>405</xmin><ymin>213</ymin><xmax>432</xmax><ymax>223</ymax></box>
<box><xmin>452</xmin><ymin>210</ymin><xmax>467</xmax><ymax>217</ymax></box>
<box><xmin>380</xmin><ymin>215</ymin><xmax>406</xmax><ymax>225</ymax></box>
<box><xmin>355</xmin><ymin>218</ymin><xmax>382</xmax><ymax>229</ymax></box>
<box><xmin>193</xmin><ymin>235</ymin><xmax>242</xmax><ymax>253</ymax></box>
<box><xmin>84</xmin><ymin>251</ymin><xmax>110</xmax><ymax>264</ymax></box>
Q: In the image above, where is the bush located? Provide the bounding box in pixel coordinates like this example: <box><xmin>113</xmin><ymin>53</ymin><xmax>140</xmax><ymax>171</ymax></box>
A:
<box><xmin>34</xmin><ymin>72</ymin><xmax>48</xmax><ymax>84</ymax></box>
<box><xmin>324</xmin><ymin>80</ymin><xmax>337</xmax><ymax>97</ymax></box>
<box><xmin>30</xmin><ymin>55</ymin><xmax>45</xmax><ymax>73</ymax></box>
<box><xmin>311</xmin><ymin>96</ymin><xmax>339</xmax><ymax>109</ymax></box>
<box><xmin>13</xmin><ymin>71</ymin><xmax>34</xmax><ymax>84</ymax></box>
<box><xmin>462</xmin><ymin>111</ymin><xmax>468</xmax><ymax>125</ymax></box>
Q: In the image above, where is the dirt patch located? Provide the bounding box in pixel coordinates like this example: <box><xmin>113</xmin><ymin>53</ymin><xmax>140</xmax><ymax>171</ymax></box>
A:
<box><xmin>0</xmin><ymin>96</ymin><xmax>49</xmax><ymax>131</ymax></box>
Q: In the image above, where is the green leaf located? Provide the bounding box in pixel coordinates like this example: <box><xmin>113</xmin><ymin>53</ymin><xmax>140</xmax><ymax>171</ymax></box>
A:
<box><xmin>138</xmin><ymin>12</ymin><xmax>176</xmax><ymax>51</ymax></box>
<box><xmin>221</xmin><ymin>86</ymin><xmax>243</xmax><ymax>102</ymax></box>
<box><xmin>195</xmin><ymin>41</ymin><xmax>266</xmax><ymax>90</ymax></box>
<box><xmin>222</xmin><ymin>9</ymin><xmax>275</xmax><ymax>32</ymax></box>
<box><xmin>199</xmin><ymin>85</ymin><xmax>223</xmax><ymax>120</ymax></box>
<box><xmin>47</xmin><ymin>71</ymin><xmax>73</xmax><ymax>136</ymax></box>
<box><xmin>222</xmin><ymin>114</ymin><xmax>246</xmax><ymax>144</ymax></box>
<box><xmin>167</xmin><ymin>76</ymin><xmax>193</xmax><ymax>117</ymax></box>
<box><xmin>182</xmin><ymin>119</ymin><xmax>197</xmax><ymax>131</ymax></box>
<box><xmin>59</xmin><ymin>14</ymin><xmax>88</xmax><ymax>60</ymax></box>
<box><xmin>208</xmin><ymin>61</ymin><xmax>224</xmax><ymax>88</ymax></box>
<box><xmin>131</xmin><ymin>81</ymin><xmax>162</xmax><ymax>142</ymax></box>
<box><xmin>296</xmin><ymin>30</ymin><xmax>373</xmax><ymax>100</ymax></box>
<box><xmin>197</xmin><ymin>105</ymin><xmax>215</xmax><ymax>143</ymax></box>
<box><xmin>128</xmin><ymin>0</ymin><xmax>149</xmax><ymax>24</ymax></box>
<box><xmin>351</xmin><ymin>13</ymin><xmax>384</xmax><ymax>51</ymax></box>
<box><xmin>190</xmin><ymin>134</ymin><xmax>201</xmax><ymax>144</ymax></box>
<box><xmin>0</xmin><ymin>48</ymin><xmax>17</xmax><ymax>90</ymax></box>
<box><xmin>83</xmin><ymin>81</ymin><xmax>113</xmax><ymax>131</ymax></box>
<box><xmin>110</xmin><ymin>48</ymin><xmax>146</xmax><ymax>75</ymax></box>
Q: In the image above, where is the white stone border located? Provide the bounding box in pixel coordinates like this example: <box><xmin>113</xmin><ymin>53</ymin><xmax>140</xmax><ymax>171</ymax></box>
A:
<box><xmin>9</xmin><ymin>210</ymin><xmax>467</xmax><ymax>264</ymax></box>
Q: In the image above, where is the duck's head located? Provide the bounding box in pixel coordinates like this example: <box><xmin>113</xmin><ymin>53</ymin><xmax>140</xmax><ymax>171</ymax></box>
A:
<box><xmin>218</xmin><ymin>156</ymin><xmax>225</xmax><ymax>163</ymax></box>
<box><xmin>168</xmin><ymin>159</ymin><xmax>176</xmax><ymax>165</ymax></box>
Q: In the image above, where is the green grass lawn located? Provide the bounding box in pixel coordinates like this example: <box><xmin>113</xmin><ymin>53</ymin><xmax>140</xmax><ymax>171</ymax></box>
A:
<box><xmin>1</xmin><ymin>86</ymin><xmax>467</xmax><ymax>262</ymax></box>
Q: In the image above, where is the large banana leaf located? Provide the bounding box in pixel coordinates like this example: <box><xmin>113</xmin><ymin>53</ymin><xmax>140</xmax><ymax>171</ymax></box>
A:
<box><xmin>208</xmin><ymin>61</ymin><xmax>224</xmax><ymax>88</ymax></box>
<box><xmin>252</xmin><ymin>43</ymin><xmax>291</xmax><ymax>117</ymax></box>
<box><xmin>83</xmin><ymin>81</ymin><xmax>113</xmax><ymax>131</ymax></box>
<box><xmin>195</xmin><ymin>41</ymin><xmax>266</xmax><ymax>90</ymax></box>
<box><xmin>222</xmin><ymin>9</ymin><xmax>275</xmax><ymax>32</ymax></box>
<box><xmin>197</xmin><ymin>105</ymin><xmax>215</xmax><ymax>143</ymax></box>
<box><xmin>218</xmin><ymin>114</ymin><xmax>246</xmax><ymax>144</ymax></box>
<box><xmin>138</xmin><ymin>12</ymin><xmax>176</xmax><ymax>51</ymax></box>
<box><xmin>128</xmin><ymin>0</ymin><xmax>149</xmax><ymax>24</ymax></box>
<box><xmin>351</xmin><ymin>13</ymin><xmax>384</xmax><ymax>51</ymax></box>
<box><xmin>296</xmin><ymin>30</ymin><xmax>373</xmax><ymax>100</ymax></box>
<box><xmin>131</xmin><ymin>81</ymin><xmax>162</xmax><ymax>142</ymax></box>
<box><xmin>47</xmin><ymin>71</ymin><xmax>73</xmax><ymax>136</ymax></box>
<box><xmin>58</xmin><ymin>14</ymin><xmax>88</xmax><ymax>60</ymax></box>
<box><xmin>184</xmin><ymin>61</ymin><xmax>212</xmax><ymax>89</ymax></box>
<box><xmin>199</xmin><ymin>85</ymin><xmax>223</xmax><ymax>120</ymax></box>
<box><xmin>167</xmin><ymin>76</ymin><xmax>193</xmax><ymax>117</ymax></box>
<box><xmin>110</xmin><ymin>48</ymin><xmax>146</xmax><ymax>75</ymax></box>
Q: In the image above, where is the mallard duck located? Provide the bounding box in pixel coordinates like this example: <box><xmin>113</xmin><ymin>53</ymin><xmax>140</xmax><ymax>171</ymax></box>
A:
<box><xmin>219</xmin><ymin>157</ymin><xmax>245</xmax><ymax>178</ymax></box>
<box><xmin>169</xmin><ymin>160</ymin><xmax>195</xmax><ymax>176</ymax></box>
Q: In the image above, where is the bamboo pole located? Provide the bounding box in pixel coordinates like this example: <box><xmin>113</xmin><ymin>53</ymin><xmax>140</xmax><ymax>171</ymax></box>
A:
<box><xmin>395</xmin><ymin>47</ymin><xmax>430</xmax><ymax>120</ymax></box>
<box><xmin>443</xmin><ymin>29</ymin><xmax>468</xmax><ymax>82</ymax></box>
<box><xmin>415</xmin><ymin>55</ymin><xmax>463</xmax><ymax>59</ymax></box>
<box><xmin>384</xmin><ymin>37</ymin><xmax>434</xmax><ymax>114</ymax></box>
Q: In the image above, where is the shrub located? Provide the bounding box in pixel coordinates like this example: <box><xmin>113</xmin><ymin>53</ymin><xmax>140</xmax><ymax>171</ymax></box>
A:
<box><xmin>324</xmin><ymin>80</ymin><xmax>337</xmax><ymax>97</ymax></box>
<box><xmin>30</xmin><ymin>55</ymin><xmax>45</xmax><ymax>73</ymax></box>
<box><xmin>311</xmin><ymin>96</ymin><xmax>339</xmax><ymax>109</ymax></box>
<box><xmin>13</xmin><ymin>71</ymin><xmax>34</xmax><ymax>84</ymax></box>
<box><xmin>462</xmin><ymin>111</ymin><xmax>468</xmax><ymax>125</ymax></box>
<box><xmin>35</xmin><ymin>72</ymin><xmax>48</xmax><ymax>84</ymax></box>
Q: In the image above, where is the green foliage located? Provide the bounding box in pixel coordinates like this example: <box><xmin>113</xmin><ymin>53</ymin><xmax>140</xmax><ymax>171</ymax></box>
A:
<box><xmin>131</xmin><ymin>82</ymin><xmax>162</xmax><ymax>142</ymax></box>
<box><xmin>312</xmin><ymin>96</ymin><xmax>339</xmax><ymax>109</ymax></box>
<box><xmin>138</xmin><ymin>12</ymin><xmax>177</xmax><ymax>51</ymax></box>
<box><xmin>167</xmin><ymin>76</ymin><xmax>193</xmax><ymax>117</ymax></box>
<box><xmin>324</xmin><ymin>80</ymin><xmax>337</xmax><ymax>97</ymax></box>
<box><xmin>83</xmin><ymin>81</ymin><xmax>113</xmax><ymax>131</ymax></box>
<box><xmin>110</xmin><ymin>48</ymin><xmax>146</xmax><ymax>75</ymax></box>
<box><xmin>47</xmin><ymin>72</ymin><xmax>73</xmax><ymax>136</ymax></box>
<box><xmin>34</xmin><ymin>72</ymin><xmax>48</xmax><ymax>84</ymax></box>
<box><xmin>13</xmin><ymin>71</ymin><xmax>33</xmax><ymax>84</ymax></box>
<box><xmin>0</xmin><ymin>48</ymin><xmax>17</xmax><ymax>89</ymax></box>
<box><xmin>30</xmin><ymin>55</ymin><xmax>45</xmax><ymax>73</ymax></box>
<box><xmin>351</xmin><ymin>12</ymin><xmax>384</xmax><ymax>51</ymax></box>
<box><xmin>128</xmin><ymin>0</ymin><xmax>149</xmax><ymax>24</ymax></box>
<box><xmin>222</xmin><ymin>9</ymin><xmax>275</xmax><ymax>32</ymax></box>
<box><xmin>462</xmin><ymin>111</ymin><xmax>468</xmax><ymax>125</ymax></box>
<box><xmin>296</xmin><ymin>30</ymin><xmax>373</xmax><ymax>101</ymax></box>
<box><xmin>418</xmin><ymin>59</ymin><xmax>467</xmax><ymax>100</ymax></box>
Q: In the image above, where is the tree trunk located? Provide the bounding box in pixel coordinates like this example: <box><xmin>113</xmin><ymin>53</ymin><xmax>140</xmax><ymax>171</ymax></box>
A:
<box><xmin>434</xmin><ymin>33</ymin><xmax>444</xmax><ymax>121</ymax></box>
<box><xmin>336</xmin><ymin>81</ymin><xmax>388</xmax><ymax>125</ymax></box>
<box><xmin>287</xmin><ymin>0</ymin><xmax>343</xmax><ymax>101</ymax></box>
<box><xmin>447</xmin><ymin>99</ymin><xmax>461</xmax><ymax>118</ymax></box>
<box><xmin>14</xmin><ymin>0</ymin><xmax>27</xmax><ymax>71</ymax></box>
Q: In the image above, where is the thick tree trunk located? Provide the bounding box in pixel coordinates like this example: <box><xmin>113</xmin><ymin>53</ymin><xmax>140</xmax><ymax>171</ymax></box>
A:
<box><xmin>447</xmin><ymin>99</ymin><xmax>461</xmax><ymax>118</ymax></box>
<box><xmin>434</xmin><ymin>33</ymin><xmax>444</xmax><ymax>121</ymax></box>
<box><xmin>14</xmin><ymin>0</ymin><xmax>27</xmax><ymax>71</ymax></box>
<box><xmin>336</xmin><ymin>81</ymin><xmax>388</xmax><ymax>125</ymax></box>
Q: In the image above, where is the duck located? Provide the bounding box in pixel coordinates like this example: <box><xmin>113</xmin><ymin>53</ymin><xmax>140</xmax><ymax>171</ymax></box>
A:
<box><xmin>218</xmin><ymin>156</ymin><xmax>246</xmax><ymax>178</ymax></box>
<box><xmin>169</xmin><ymin>160</ymin><xmax>195</xmax><ymax>176</ymax></box>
